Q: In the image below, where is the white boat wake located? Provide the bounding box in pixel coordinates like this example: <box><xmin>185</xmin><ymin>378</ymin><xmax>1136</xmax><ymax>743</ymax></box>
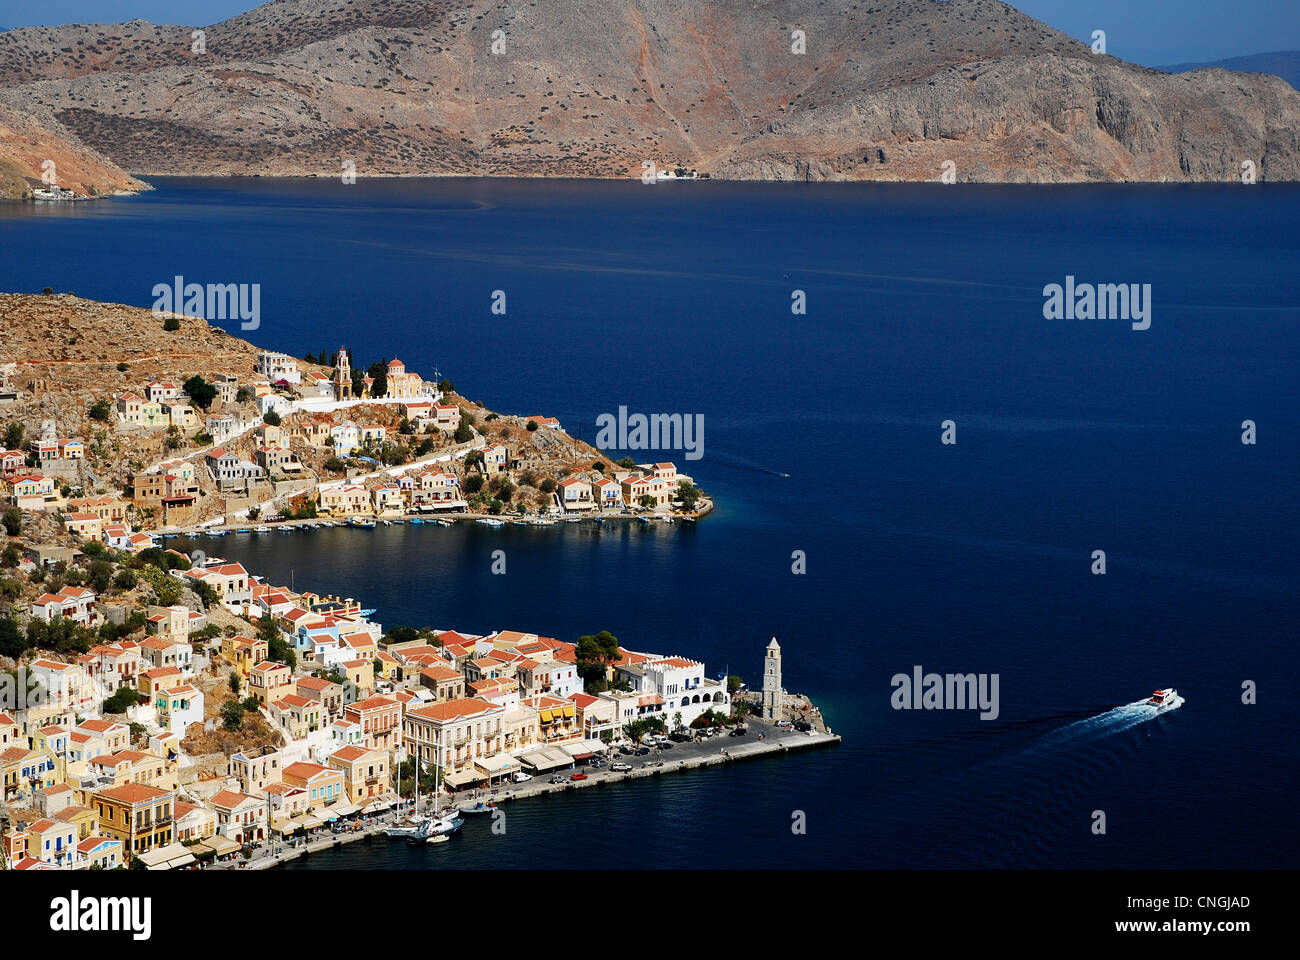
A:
<box><xmin>1041</xmin><ymin>692</ymin><xmax>1185</xmax><ymax>747</ymax></box>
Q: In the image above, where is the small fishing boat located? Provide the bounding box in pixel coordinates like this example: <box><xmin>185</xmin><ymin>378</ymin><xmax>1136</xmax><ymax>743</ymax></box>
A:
<box><xmin>458</xmin><ymin>801</ymin><xmax>496</xmax><ymax>816</ymax></box>
<box><xmin>426</xmin><ymin>834</ymin><xmax>451</xmax><ymax>844</ymax></box>
<box><xmin>409</xmin><ymin>517</ymin><xmax>425</xmax><ymax>525</ymax></box>
<box><xmin>476</xmin><ymin>517</ymin><xmax>504</xmax><ymax>527</ymax></box>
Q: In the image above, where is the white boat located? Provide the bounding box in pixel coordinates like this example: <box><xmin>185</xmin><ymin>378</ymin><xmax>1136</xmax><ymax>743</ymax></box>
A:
<box><xmin>457</xmin><ymin>801</ymin><xmax>496</xmax><ymax>816</ymax></box>
<box><xmin>476</xmin><ymin>517</ymin><xmax>504</xmax><ymax>527</ymax></box>
<box><xmin>1146</xmin><ymin>688</ymin><xmax>1181</xmax><ymax>708</ymax></box>
<box><xmin>383</xmin><ymin>820</ymin><xmax>425</xmax><ymax>839</ymax></box>
<box><xmin>426</xmin><ymin>834</ymin><xmax>451</xmax><ymax>844</ymax></box>
<box><xmin>420</xmin><ymin>815</ymin><xmax>463</xmax><ymax>838</ymax></box>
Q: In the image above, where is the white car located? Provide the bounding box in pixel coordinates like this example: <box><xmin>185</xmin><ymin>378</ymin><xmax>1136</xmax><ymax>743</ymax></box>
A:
<box><xmin>512</xmin><ymin>771</ymin><xmax>533</xmax><ymax>783</ymax></box>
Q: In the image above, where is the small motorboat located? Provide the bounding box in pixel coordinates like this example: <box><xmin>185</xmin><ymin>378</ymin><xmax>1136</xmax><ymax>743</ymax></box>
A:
<box><xmin>410</xmin><ymin>517</ymin><xmax>425</xmax><ymax>525</ymax></box>
<box><xmin>1147</xmin><ymin>688</ymin><xmax>1179</xmax><ymax>707</ymax></box>
<box><xmin>458</xmin><ymin>801</ymin><xmax>496</xmax><ymax>816</ymax></box>
<box><xmin>426</xmin><ymin>834</ymin><xmax>450</xmax><ymax>844</ymax></box>
<box><xmin>476</xmin><ymin>517</ymin><xmax>504</xmax><ymax>527</ymax></box>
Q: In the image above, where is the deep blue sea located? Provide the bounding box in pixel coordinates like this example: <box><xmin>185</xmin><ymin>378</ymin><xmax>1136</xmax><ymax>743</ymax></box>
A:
<box><xmin>2</xmin><ymin>178</ymin><xmax>1297</xmax><ymax>869</ymax></box>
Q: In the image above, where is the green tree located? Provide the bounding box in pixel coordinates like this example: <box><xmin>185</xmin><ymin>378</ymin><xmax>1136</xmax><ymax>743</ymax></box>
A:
<box><xmin>163</xmin><ymin>316</ymin><xmax>181</xmax><ymax>332</ymax></box>
<box><xmin>221</xmin><ymin>699</ymin><xmax>245</xmax><ymax>731</ymax></box>
<box><xmin>1</xmin><ymin>508</ymin><xmax>21</xmax><ymax>536</ymax></box>
<box><xmin>103</xmin><ymin>687</ymin><xmax>142</xmax><ymax>714</ymax></box>
<box><xmin>88</xmin><ymin>559</ymin><xmax>113</xmax><ymax>593</ymax></box>
<box><xmin>257</xmin><ymin>614</ymin><xmax>296</xmax><ymax>668</ymax></box>
<box><xmin>263</xmin><ymin>409</ymin><xmax>282</xmax><ymax>427</ymax></box>
<box><xmin>3</xmin><ymin>422</ymin><xmax>25</xmax><ymax>450</ymax></box>
<box><xmin>453</xmin><ymin>421</ymin><xmax>473</xmax><ymax>443</ymax></box>
<box><xmin>677</xmin><ymin>480</ymin><xmax>701</xmax><ymax>511</ymax></box>
<box><xmin>88</xmin><ymin>398</ymin><xmax>113</xmax><ymax>422</ymax></box>
<box><xmin>574</xmin><ymin>630</ymin><xmax>620</xmax><ymax>693</ymax></box>
<box><xmin>0</xmin><ymin>618</ymin><xmax>26</xmax><ymax>659</ymax></box>
<box><xmin>184</xmin><ymin>376</ymin><xmax>218</xmax><ymax>410</ymax></box>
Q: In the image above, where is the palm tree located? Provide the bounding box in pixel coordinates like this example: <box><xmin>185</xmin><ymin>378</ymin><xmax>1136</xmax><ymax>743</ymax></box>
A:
<box><xmin>673</xmin><ymin>711</ymin><xmax>683</xmax><ymax>734</ymax></box>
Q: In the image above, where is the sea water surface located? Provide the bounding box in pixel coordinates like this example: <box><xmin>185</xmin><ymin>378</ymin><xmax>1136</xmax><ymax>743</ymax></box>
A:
<box><xmin>2</xmin><ymin>178</ymin><xmax>1297</xmax><ymax>868</ymax></box>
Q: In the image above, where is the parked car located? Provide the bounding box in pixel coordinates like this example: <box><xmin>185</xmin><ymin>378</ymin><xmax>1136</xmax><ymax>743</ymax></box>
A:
<box><xmin>572</xmin><ymin>772</ymin><xmax>588</xmax><ymax>781</ymax></box>
<box><xmin>610</xmin><ymin>761</ymin><xmax>632</xmax><ymax>772</ymax></box>
<box><xmin>589</xmin><ymin>758</ymin><xmax>607</xmax><ymax>768</ymax></box>
<box><xmin>512</xmin><ymin>771</ymin><xmax>533</xmax><ymax>783</ymax></box>
<box><xmin>794</xmin><ymin>720</ymin><xmax>812</xmax><ymax>732</ymax></box>
<box><xmin>635</xmin><ymin>747</ymin><xmax>651</xmax><ymax>756</ymax></box>
<box><xmin>729</xmin><ymin>727</ymin><xmax>747</xmax><ymax>737</ymax></box>
<box><xmin>549</xmin><ymin>775</ymin><xmax>570</xmax><ymax>784</ymax></box>
<box><xmin>659</xmin><ymin>742</ymin><xmax>673</xmax><ymax>750</ymax></box>
<box><xmin>668</xmin><ymin>733</ymin><xmax>691</xmax><ymax>743</ymax></box>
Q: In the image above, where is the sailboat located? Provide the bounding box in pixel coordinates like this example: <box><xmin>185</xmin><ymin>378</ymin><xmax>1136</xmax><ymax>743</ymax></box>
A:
<box><xmin>384</xmin><ymin>752</ymin><xmax>425</xmax><ymax>838</ymax></box>
<box><xmin>415</xmin><ymin>754</ymin><xmax>463</xmax><ymax>841</ymax></box>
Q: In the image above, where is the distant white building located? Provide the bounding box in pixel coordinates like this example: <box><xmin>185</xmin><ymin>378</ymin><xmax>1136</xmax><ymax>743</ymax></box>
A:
<box><xmin>255</xmin><ymin>351</ymin><xmax>301</xmax><ymax>385</ymax></box>
<box><xmin>614</xmin><ymin>654</ymin><xmax>729</xmax><ymax>730</ymax></box>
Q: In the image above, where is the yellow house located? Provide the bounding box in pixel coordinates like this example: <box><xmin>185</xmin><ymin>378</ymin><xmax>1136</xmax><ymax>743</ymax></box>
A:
<box><xmin>327</xmin><ymin>745</ymin><xmax>389</xmax><ymax>806</ymax></box>
<box><xmin>249</xmin><ymin>660</ymin><xmax>294</xmax><ymax>706</ymax></box>
<box><xmin>222</xmin><ymin>634</ymin><xmax>269</xmax><ymax>677</ymax></box>
<box><xmin>92</xmin><ymin>783</ymin><xmax>175</xmax><ymax>857</ymax></box>
<box><xmin>281</xmin><ymin>762</ymin><xmax>346</xmax><ymax>810</ymax></box>
<box><xmin>340</xmin><ymin>658</ymin><xmax>374</xmax><ymax>695</ymax></box>
<box><xmin>1</xmin><ymin>747</ymin><xmax>57</xmax><ymax>800</ymax></box>
<box><xmin>52</xmin><ymin>804</ymin><xmax>100</xmax><ymax>840</ymax></box>
<box><xmin>77</xmin><ymin>835</ymin><xmax>125</xmax><ymax>870</ymax></box>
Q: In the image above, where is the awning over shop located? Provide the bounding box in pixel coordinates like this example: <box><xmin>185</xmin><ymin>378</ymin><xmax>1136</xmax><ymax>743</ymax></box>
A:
<box><xmin>330</xmin><ymin>802</ymin><xmax>359</xmax><ymax>817</ymax></box>
<box><xmin>474</xmin><ymin>753</ymin><xmax>519</xmax><ymax>775</ymax></box>
<box><xmin>561</xmin><ymin>738</ymin><xmax>607</xmax><ymax>759</ymax></box>
<box><xmin>443</xmin><ymin>768</ymin><xmax>481</xmax><ymax>788</ymax></box>
<box><xmin>299</xmin><ymin>816</ymin><xmax>325</xmax><ymax>830</ymax></box>
<box><xmin>205</xmin><ymin>835</ymin><xmax>241</xmax><ymax>856</ymax></box>
<box><xmin>275</xmin><ymin>819</ymin><xmax>300</xmax><ymax>835</ymax></box>
<box><xmin>519</xmin><ymin>747</ymin><xmax>574</xmax><ymax>773</ymax></box>
<box><xmin>138</xmin><ymin>842</ymin><xmax>197</xmax><ymax>870</ymax></box>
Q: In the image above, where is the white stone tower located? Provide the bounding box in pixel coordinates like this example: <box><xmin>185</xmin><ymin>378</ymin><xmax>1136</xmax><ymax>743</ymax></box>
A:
<box><xmin>762</xmin><ymin>637</ymin><xmax>783</xmax><ymax>721</ymax></box>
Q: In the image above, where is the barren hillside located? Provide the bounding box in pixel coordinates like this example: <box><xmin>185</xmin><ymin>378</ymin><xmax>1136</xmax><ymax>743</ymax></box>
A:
<box><xmin>0</xmin><ymin>0</ymin><xmax>1295</xmax><ymax>186</ymax></box>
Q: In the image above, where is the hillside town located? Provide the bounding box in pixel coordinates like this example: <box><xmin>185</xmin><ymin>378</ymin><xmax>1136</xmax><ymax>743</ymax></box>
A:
<box><xmin>0</xmin><ymin>295</ymin><xmax>768</xmax><ymax>870</ymax></box>
<box><xmin>0</xmin><ymin>531</ymin><xmax>765</xmax><ymax>869</ymax></box>
<box><xmin>0</xmin><ymin>295</ymin><xmax>709</xmax><ymax>542</ymax></box>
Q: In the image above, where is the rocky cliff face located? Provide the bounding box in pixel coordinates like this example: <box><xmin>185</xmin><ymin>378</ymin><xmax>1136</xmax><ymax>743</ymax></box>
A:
<box><xmin>0</xmin><ymin>100</ymin><xmax>148</xmax><ymax>198</ymax></box>
<box><xmin>0</xmin><ymin>0</ymin><xmax>1296</xmax><ymax>184</ymax></box>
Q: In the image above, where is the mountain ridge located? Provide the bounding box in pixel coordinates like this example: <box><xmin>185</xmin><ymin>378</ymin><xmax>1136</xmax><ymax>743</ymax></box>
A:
<box><xmin>1</xmin><ymin>0</ymin><xmax>1298</xmax><ymax>189</ymax></box>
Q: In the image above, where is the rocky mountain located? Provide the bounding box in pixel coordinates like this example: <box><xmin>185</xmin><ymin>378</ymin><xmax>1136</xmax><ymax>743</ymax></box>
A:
<box><xmin>1158</xmin><ymin>51</ymin><xmax>1300</xmax><ymax>93</ymax></box>
<box><xmin>0</xmin><ymin>0</ymin><xmax>1297</xmax><ymax>183</ymax></box>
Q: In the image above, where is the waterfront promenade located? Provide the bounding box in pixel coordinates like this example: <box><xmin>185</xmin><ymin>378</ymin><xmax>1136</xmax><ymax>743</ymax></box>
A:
<box><xmin>214</xmin><ymin>718</ymin><xmax>837</xmax><ymax>870</ymax></box>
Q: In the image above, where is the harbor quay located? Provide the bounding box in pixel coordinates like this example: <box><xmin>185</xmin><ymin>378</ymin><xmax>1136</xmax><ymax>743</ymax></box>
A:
<box><xmin>227</xmin><ymin>718</ymin><xmax>839</xmax><ymax>870</ymax></box>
